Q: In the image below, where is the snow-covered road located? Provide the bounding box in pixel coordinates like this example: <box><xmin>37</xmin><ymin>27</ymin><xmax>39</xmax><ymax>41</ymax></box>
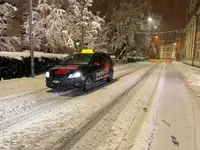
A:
<box><xmin>1</xmin><ymin>62</ymin><xmax>200</xmax><ymax>150</ymax></box>
<box><xmin>0</xmin><ymin>62</ymin><xmax>151</xmax><ymax>124</ymax></box>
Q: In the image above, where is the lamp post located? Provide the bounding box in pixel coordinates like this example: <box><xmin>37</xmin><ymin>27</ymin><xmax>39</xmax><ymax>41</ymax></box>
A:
<box><xmin>29</xmin><ymin>0</ymin><xmax>34</xmax><ymax>77</ymax></box>
<box><xmin>147</xmin><ymin>17</ymin><xmax>160</xmax><ymax>58</ymax></box>
<box><xmin>81</xmin><ymin>0</ymin><xmax>86</xmax><ymax>50</ymax></box>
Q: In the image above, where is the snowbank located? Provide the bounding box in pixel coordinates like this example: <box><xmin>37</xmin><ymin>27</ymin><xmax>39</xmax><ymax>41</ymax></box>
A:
<box><xmin>173</xmin><ymin>62</ymin><xmax>200</xmax><ymax>96</ymax></box>
<box><xmin>0</xmin><ymin>51</ymin><xmax>68</xmax><ymax>60</ymax></box>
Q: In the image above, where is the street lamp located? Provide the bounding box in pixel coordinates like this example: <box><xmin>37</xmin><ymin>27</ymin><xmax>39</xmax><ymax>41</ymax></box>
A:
<box><xmin>81</xmin><ymin>1</ymin><xmax>86</xmax><ymax>49</ymax></box>
<box><xmin>154</xmin><ymin>26</ymin><xmax>158</xmax><ymax>29</ymax></box>
<box><xmin>76</xmin><ymin>42</ymin><xmax>80</xmax><ymax>46</ymax></box>
<box><xmin>155</xmin><ymin>35</ymin><xmax>159</xmax><ymax>39</ymax></box>
<box><xmin>29</xmin><ymin>0</ymin><xmax>34</xmax><ymax>77</ymax></box>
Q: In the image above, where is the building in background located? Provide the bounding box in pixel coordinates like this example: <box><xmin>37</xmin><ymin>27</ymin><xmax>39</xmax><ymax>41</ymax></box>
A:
<box><xmin>175</xmin><ymin>33</ymin><xmax>186</xmax><ymax>61</ymax></box>
<box><xmin>184</xmin><ymin>0</ymin><xmax>200</xmax><ymax>66</ymax></box>
<box><xmin>159</xmin><ymin>41</ymin><xmax>176</xmax><ymax>60</ymax></box>
<box><xmin>194</xmin><ymin>7</ymin><xmax>200</xmax><ymax>67</ymax></box>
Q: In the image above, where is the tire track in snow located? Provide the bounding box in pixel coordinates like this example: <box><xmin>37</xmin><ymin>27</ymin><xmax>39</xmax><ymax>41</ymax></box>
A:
<box><xmin>0</xmin><ymin>64</ymin><xmax>140</xmax><ymax>121</ymax></box>
<box><xmin>132</xmin><ymin>63</ymin><xmax>165</xmax><ymax>150</ymax></box>
<box><xmin>0</xmin><ymin>64</ymin><xmax>147</xmax><ymax>131</ymax></box>
<box><xmin>117</xmin><ymin>66</ymin><xmax>163</xmax><ymax>150</ymax></box>
<box><xmin>0</xmin><ymin>64</ymin><xmax>141</xmax><ymax>121</ymax></box>
<box><xmin>52</xmin><ymin>65</ymin><xmax>158</xmax><ymax>150</ymax></box>
<box><xmin>68</xmin><ymin>64</ymin><xmax>162</xmax><ymax>150</ymax></box>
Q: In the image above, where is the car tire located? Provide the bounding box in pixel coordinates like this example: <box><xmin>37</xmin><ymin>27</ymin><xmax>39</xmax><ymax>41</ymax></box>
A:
<box><xmin>107</xmin><ymin>70</ymin><xmax>113</xmax><ymax>82</ymax></box>
<box><xmin>83</xmin><ymin>76</ymin><xmax>94</xmax><ymax>92</ymax></box>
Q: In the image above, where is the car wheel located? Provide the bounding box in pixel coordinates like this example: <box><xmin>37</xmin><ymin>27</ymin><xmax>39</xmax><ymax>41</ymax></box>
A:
<box><xmin>83</xmin><ymin>76</ymin><xmax>94</xmax><ymax>92</ymax></box>
<box><xmin>107</xmin><ymin>70</ymin><xmax>113</xmax><ymax>82</ymax></box>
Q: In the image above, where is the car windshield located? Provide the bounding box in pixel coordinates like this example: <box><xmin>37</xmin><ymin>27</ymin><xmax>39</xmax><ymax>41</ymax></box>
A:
<box><xmin>59</xmin><ymin>54</ymin><xmax>93</xmax><ymax>65</ymax></box>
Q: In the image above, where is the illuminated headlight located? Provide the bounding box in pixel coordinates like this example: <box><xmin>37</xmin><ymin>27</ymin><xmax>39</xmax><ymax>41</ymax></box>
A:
<box><xmin>46</xmin><ymin>72</ymin><xmax>50</xmax><ymax>78</ymax></box>
<box><xmin>68</xmin><ymin>72</ymin><xmax>82</xmax><ymax>79</ymax></box>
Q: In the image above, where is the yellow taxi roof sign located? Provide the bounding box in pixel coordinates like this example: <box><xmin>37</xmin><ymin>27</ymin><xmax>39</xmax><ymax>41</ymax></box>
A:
<box><xmin>81</xmin><ymin>49</ymin><xmax>95</xmax><ymax>54</ymax></box>
<box><xmin>73</xmin><ymin>49</ymin><xmax>95</xmax><ymax>54</ymax></box>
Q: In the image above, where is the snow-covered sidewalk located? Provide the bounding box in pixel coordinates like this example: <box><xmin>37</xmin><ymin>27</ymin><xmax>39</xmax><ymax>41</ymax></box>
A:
<box><xmin>173</xmin><ymin>62</ymin><xmax>200</xmax><ymax>96</ymax></box>
<box><xmin>151</xmin><ymin>63</ymin><xmax>197</xmax><ymax>150</ymax></box>
<box><xmin>172</xmin><ymin>62</ymin><xmax>200</xmax><ymax>150</ymax></box>
<box><xmin>0</xmin><ymin>75</ymin><xmax>46</xmax><ymax>99</ymax></box>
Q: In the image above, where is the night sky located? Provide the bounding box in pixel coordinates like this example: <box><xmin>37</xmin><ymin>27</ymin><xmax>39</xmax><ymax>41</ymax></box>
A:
<box><xmin>150</xmin><ymin>0</ymin><xmax>189</xmax><ymax>31</ymax></box>
<box><xmin>94</xmin><ymin>0</ymin><xmax>189</xmax><ymax>39</ymax></box>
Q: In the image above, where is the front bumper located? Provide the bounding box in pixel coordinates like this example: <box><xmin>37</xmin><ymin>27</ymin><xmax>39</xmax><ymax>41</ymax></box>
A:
<box><xmin>46</xmin><ymin>77</ymin><xmax>85</xmax><ymax>89</ymax></box>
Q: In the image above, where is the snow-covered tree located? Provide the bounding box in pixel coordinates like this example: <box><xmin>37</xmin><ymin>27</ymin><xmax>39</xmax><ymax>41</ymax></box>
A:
<box><xmin>23</xmin><ymin>0</ymin><xmax>105</xmax><ymax>53</ymax></box>
<box><xmin>109</xmin><ymin>0</ymin><xmax>161</xmax><ymax>58</ymax></box>
<box><xmin>92</xmin><ymin>22</ymin><xmax>111</xmax><ymax>51</ymax></box>
<box><xmin>24</xmin><ymin>0</ymin><xmax>75</xmax><ymax>53</ymax></box>
<box><xmin>68</xmin><ymin>0</ymin><xmax>104</xmax><ymax>49</ymax></box>
<box><xmin>0</xmin><ymin>2</ymin><xmax>20</xmax><ymax>51</ymax></box>
<box><xmin>0</xmin><ymin>2</ymin><xmax>17</xmax><ymax>35</ymax></box>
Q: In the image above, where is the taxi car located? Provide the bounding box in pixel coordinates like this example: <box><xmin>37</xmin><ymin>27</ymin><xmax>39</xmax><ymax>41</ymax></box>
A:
<box><xmin>45</xmin><ymin>49</ymin><xmax>114</xmax><ymax>92</ymax></box>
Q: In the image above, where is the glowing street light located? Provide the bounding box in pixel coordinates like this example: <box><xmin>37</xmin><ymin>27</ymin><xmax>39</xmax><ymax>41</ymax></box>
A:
<box><xmin>76</xmin><ymin>42</ymin><xmax>80</xmax><ymax>46</ymax></box>
<box><xmin>154</xmin><ymin>26</ymin><xmax>158</xmax><ymax>29</ymax></box>
<box><xmin>155</xmin><ymin>35</ymin><xmax>158</xmax><ymax>39</ymax></box>
<box><xmin>148</xmin><ymin>17</ymin><xmax>153</xmax><ymax>22</ymax></box>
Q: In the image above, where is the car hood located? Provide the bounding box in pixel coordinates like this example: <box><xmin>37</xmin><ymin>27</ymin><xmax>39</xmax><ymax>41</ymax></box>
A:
<box><xmin>52</xmin><ymin>64</ymin><xmax>81</xmax><ymax>70</ymax></box>
<box><xmin>49</xmin><ymin>64</ymin><xmax>86</xmax><ymax>77</ymax></box>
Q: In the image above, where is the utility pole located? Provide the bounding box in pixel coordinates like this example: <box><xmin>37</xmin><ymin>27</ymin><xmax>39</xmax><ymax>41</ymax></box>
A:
<box><xmin>29</xmin><ymin>0</ymin><xmax>35</xmax><ymax>77</ymax></box>
<box><xmin>81</xmin><ymin>0</ymin><xmax>85</xmax><ymax>50</ymax></box>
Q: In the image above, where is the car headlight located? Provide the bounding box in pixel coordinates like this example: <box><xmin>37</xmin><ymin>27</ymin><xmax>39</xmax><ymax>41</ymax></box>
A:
<box><xmin>68</xmin><ymin>72</ymin><xmax>82</xmax><ymax>79</ymax></box>
<box><xmin>46</xmin><ymin>72</ymin><xmax>50</xmax><ymax>78</ymax></box>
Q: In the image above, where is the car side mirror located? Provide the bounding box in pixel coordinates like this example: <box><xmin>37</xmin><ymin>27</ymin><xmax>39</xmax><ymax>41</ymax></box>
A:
<box><xmin>93</xmin><ymin>61</ymin><xmax>100</xmax><ymax>66</ymax></box>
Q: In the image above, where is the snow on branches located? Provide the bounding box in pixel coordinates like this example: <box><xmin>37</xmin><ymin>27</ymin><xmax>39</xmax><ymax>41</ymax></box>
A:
<box><xmin>0</xmin><ymin>3</ymin><xmax>20</xmax><ymax>51</ymax></box>
<box><xmin>110</xmin><ymin>0</ymin><xmax>161</xmax><ymax>58</ymax></box>
<box><xmin>23</xmin><ymin>0</ymin><xmax>105</xmax><ymax>53</ymax></box>
<box><xmin>68</xmin><ymin>0</ymin><xmax>104</xmax><ymax>49</ymax></box>
<box><xmin>0</xmin><ymin>2</ymin><xmax>17</xmax><ymax>35</ymax></box>
<box><xmin>24</xmin><ymin>0</ymin><xmax>75</xmax><ymax>53</ymax></box>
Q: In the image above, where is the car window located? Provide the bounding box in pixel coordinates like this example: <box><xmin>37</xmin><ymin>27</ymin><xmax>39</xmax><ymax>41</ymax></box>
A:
<box><xmin>59</xmin><ymin>54</ymin><xmax>93</xmax><ymax>65</ymax></box>
<box><xmin>99</xmin><ymin>54</ymin><xmax>108</xmax><ymax>64</ymax></box>
<box><xmin>106</xmin><ymin>55</ymin><xmax>112</xmax><ymax>63</ymax></box>
<box><xmin>90</xmin><ymin>55</ymin><xmax>99</xmax><ymax>64</ymax></box>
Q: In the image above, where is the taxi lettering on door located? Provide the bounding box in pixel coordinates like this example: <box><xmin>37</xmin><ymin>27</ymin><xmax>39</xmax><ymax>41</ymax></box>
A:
<box><xmin>95</xmin><ymin>62</ymin><xmax>110</xmax><ymax>81</ymax></box>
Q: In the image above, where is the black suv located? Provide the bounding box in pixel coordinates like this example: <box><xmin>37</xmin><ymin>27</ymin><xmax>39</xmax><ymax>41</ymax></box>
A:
<box><xmin>45</xmin><ymin>49</ymin><xmax>114</xmax><ymax>92</ymax></box>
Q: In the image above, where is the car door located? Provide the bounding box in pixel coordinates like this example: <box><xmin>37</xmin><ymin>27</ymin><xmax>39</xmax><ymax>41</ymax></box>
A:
<box><xmin>90</xmin><ymin>54</ymin><xmax>102</xmax><ymax>81</ymax></box>
<box><xmin>98</xmin><ymin>54</ymin><xmax>109</xmax><ymax>81</ymax></box>
<box><xmin>102</xmin><ymin>54</ymin><xmax>113</xmax><ymax>80</ymax></box>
